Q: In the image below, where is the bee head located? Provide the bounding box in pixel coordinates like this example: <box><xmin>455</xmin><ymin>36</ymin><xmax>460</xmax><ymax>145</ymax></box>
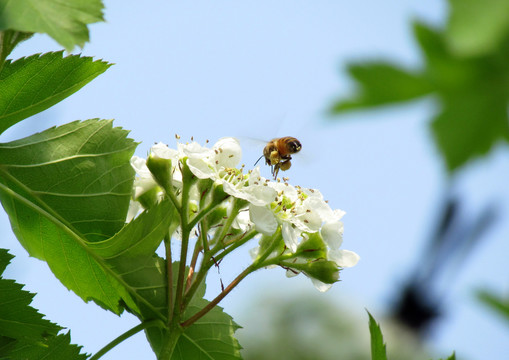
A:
<box><xmin>289</xmin><ymin>139</ymin><xmax>302</xmax><ymax>153</ymax></box>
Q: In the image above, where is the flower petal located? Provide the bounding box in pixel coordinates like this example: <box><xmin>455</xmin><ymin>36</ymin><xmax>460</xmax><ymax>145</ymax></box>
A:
<box><xmin>282</xmin><ymin>221</ymin><xmax>300</xmax><ymax>252</ymax></box>
<box><xmin>310</xmin><ymin>278</ymin><xmax>333</xmax><ymax>292</ymax></box>
<box><xmin>213</xmin><ymin>137</ymin><xmax>242</xmax><ymax>168</ymax></box>
<box><xmin>249</xmin><ymin>204</ymin><xmax>278</xmax><ymax>235</ymax></box>
<box><xmin>321</xmin><ymin>221</ymin><xmax>344</xmax><ymax>249</ymax></box>
<box><xmin>187</xmin><ymin>158</ymin><xmax>215</xmax><ymax>179</ymax></box>
<box><xmin>329</xmin><ymin>249</ymin><xmax>360</xmax><ymax>268</ymax></box>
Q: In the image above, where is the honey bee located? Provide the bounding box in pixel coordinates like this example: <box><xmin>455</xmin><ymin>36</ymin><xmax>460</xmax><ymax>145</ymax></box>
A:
<box><xmin>254</xmin><ymin>137</ymin><xmax>302</xmax><ymax>179</ymax></box>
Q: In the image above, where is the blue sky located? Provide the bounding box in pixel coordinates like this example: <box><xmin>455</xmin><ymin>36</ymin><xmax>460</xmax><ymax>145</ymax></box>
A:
<box><xmin>2</xmin><ymin>1</ymin><xmax>509</xmax><ymax>359</ymax></box>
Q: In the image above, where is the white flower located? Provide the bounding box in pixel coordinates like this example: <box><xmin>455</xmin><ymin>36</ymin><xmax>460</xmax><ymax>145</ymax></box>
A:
<box><xmin>222</xmin><ymin>167</ymin><xmax>276</xmax><ymax>206</ymax></box>
<box><xmin>184</xmin><ymin>137</ymin><xmax>242</xmax><ymax>180</ymax></box>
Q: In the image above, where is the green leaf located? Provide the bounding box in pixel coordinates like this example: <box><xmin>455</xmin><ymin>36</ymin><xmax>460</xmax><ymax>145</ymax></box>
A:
<box><xmin>477</xmin><ymin>289</ymin><xmax>509</xmax><ymax>323</ymax></box>
<box><xmin>0</xmin><ymin>119</ymin><xmax>138</xmax><ymax>313</ymax></box>
<box><xmin>0</xmin><ymin>249</ymin><xmax>87</xmax><ymax>360</ymax></box>
<box><xmin>367</xmin><ymin>311</ymin><xmax>387</xmax><ymax>360</ymax></box>
<box><xmin>0</xmin><ymin>52</ymin><xmax>111</xmax><ymax>135</ymax></box>
<box><xmin>7</xmin><ymin>332</ymin><xmax>88</xmax><ymax>360</ymax></box>
<box><xmin>89</xmin><ymin>199</ymin><xmax>177</xmax><ymax>320</ymax></box>
<box><xmin>0</xmin><ymin>0</ymin><xmax>104</xmax><ymax>51</ymax></box>
<box><xmin>0</xmin><ymin>249</ymin><xmax>61</xmax><ymax>342</ymax></box>
<box><xmin>447</xmin><ymin>0</ymin><xmax>509</xmax><ymax>56</ymax></box>
<box><xmin>331</xmin><ymin>62</ymin><xmax>433</xmax><ymax>112</ymax></box>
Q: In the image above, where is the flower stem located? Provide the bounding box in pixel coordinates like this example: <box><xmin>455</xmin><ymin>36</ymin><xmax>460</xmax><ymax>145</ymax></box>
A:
<box><xmin>90</xmin><ymin>319</ymin><xmax>164</xmax><ymax>360</ymax></box>
<box><xmin>214</xmin><ymin>228</ymin><xmax>258</xmax><ymax>263</ymax></box>
<box><xmin>164</xmin><ymin>234</ymin><xmax>173</xmax><ymax>323</ymax></box>
<box><xmin>209</xmin><ymin>198</ymin><xmax>242</xmax><ymax>246</ymax></box>
<box><xmin>180</xmin><ymin>265</ymin><xmax>252</xmax><ymax>328</ymax></box>
<box><xmin>157</xmin><ymin>323</ymin><xmax>183</xmax><ymax>360</ymax></box>
<box><xmin>181</xmin><ymin>227</ymin><xmax>282</xmax><ymax>328</ymax></box>
<box><xmin>172</xmin><ymin>173</ymin><xmax>192</xmax><ymax>322</ymax></box>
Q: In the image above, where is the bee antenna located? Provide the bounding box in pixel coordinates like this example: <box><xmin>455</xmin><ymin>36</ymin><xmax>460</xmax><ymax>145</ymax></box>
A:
<box><xmin>253</xmin><ymin>155</ymin><xmax>264</xmax><ymax>166</ymax></box>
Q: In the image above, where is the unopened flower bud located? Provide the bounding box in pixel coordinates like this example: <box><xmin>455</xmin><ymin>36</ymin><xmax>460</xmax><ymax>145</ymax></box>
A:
<box><xmin>146</xmin><ymin>155</ymin><xmax>172</xmax><ymax>192</ymax></box>
<box><xmin>291</xmin><ymin>259</ymin><xmax>340</xmax><ymax>284</ymax></box>
<box><xmin>135</xmin><ymin>186</ymin><xmax>160</xmax><ymax>210</ymax></box>
<box><xmin>294</xmin><ymin>232</ymin><xmax>327</xmax><ymax>259</ymax></box>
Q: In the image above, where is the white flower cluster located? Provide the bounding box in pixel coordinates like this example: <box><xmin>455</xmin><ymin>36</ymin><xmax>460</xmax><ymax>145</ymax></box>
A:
<box><xmin>129</xmin><ymin>137</ymin><xmax>359</xmax><ymax>291</ymax></box>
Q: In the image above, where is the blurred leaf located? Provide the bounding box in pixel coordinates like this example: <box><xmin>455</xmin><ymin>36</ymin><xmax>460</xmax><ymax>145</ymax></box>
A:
<box><xmin>0</xmin><ymin>30</ymin><xmax>33</xmax><ymax>66</ymax></box>
<box><xmin>442</xmin><ymin>352</ymin><xmax>456</xmax><ymax>360</ymax></box>
<box><xmin>7</xmin><ymin>332</ymin><xmax>88</xmax><ymax>360</ymax></box>
<box><xmin>414</xmin><ymin>22</ymin><xmax>509</xmax><ymax>171</ymax></box>
<box><xmin>0</xmin><ymin>248</ymin><xmax>61</xmax><ymax>342</ymax></box>
<box><xmin>367</xmin><ymin>311</ymin><xmax>387</xmax><ymax>360</ymax></box>
<box><xmin>0</xmin><ymin>52</ymin><xmax>111</xmax><ymax>135</ymax></box>
<box><xmin>477</xmin><ymin>289</ymin><xmax>509</xmax><ymax>323</ymax></box>
<box><xmin>0</xmin><ymin>0</ymin><xmax>104</xmax><ymax>51</ymax></box>
<box><xmin>0</xmin><ymin>119</ymin><xmax>137</xmax><ymax>313</ymax></box>
<box><xmin>331</xmin><ymin>20</ymin><xmax>509</xmax><ymax>173</ymax></box>
<box><xmin>331</xmin><ymin>62</ymin><xmax>433</xmax><ymax>112</ymax></box>
<box><xmin>447</xmin><ymin>0</ymin><xmax>509</xmax><ymax>56</ymax></box>
<box><xmin>0</xmin><ymin>249</ymin><xmax>87</xmax><ymax>360</ymax></box>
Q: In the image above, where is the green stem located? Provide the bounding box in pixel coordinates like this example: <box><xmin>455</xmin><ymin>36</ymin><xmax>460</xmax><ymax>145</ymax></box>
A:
<box><xmin>90</xmin><ymin>319</ymin><xmax>164</xmax><ymax>360</ymax></box>
<box><xmin>214</xmin><ymin>228</ymin><xmax>258</xmax><ymax>263</ymax></box>
<box><xmin>181</xmin><ymin>266</ymin><xmax>252</xmax><ymax>328</ymax></box>
<box><xmin>163</xmin><ymin>184</ymin><xmax>181</xmax><ymax>213</ymax></box>
<box><xmin>209</xmin><ymin>198</ymin><xmax>242</xmax><ymax>246</ymax></box>
<box><xmin>172</xmin><ymin>165</ymin><xmax>193</xmax><ymax>323</ymax></box>
<box><xmin>188</xmin><ymin>199</ymin><xmax>223</xmax><ymax>230</ymax></box>
<box><xmin>181</xmin><ymin>199</ymin><xmax>244</xmax><ymax>308</ymax></box>
<box><xmin>157</xmin><ymin>324</ymin><xmax>183</xmax><ymax>360</ymax></box>
<box><xmin>165</xmin><ymin>234</ymin><xmax>173</xmax><ymax>323</ymax></box>
<box><xmin>251</xmin><ymin>226</ymin><xmax>283</xmax><ymax>269</ymax></box>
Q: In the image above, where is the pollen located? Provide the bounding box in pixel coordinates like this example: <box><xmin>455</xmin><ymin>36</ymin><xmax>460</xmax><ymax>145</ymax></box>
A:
<box><xmin>175</xmin><ymin>134</ymin><xmax>181</xmax><ymax>139</ymax></box>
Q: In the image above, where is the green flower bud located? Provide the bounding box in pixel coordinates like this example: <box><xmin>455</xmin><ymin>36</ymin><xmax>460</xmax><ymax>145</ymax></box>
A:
<box><xmin>290</xmin><ymin>259</ymin><xmax>340</xmax><ymax>284</ymax></box>
<box><xmin>295</xmin><ymin>232</ymin><xmax>327</xmax><ymax>259</ymax></box>
<box><xmin>205</xmin><ymin>206</ymin><xmax>228</xmax><ymax>228</ymax></box>
<box><xmin>196</xmin><ymin>178</ymin><xmax>215</xmax><ymax>201</ymax></box>
<box><xmin>255</xmin><ymin>231</ymin><xmax>284</xmax><ymax>261</ymax></box>
<box><xmin>211</xmin><ymin>182</ymin><xmax>229</xmax><ymax>204</ymax></box>
<box><xmin>146</xmin><ymin>155</ymin><xmax>172</xmax><ymax>192</ymax></box>
<box><xmin>136</xmin><ymin>186</ymin><xmax>160</xmax><ymax>210</ymax></box>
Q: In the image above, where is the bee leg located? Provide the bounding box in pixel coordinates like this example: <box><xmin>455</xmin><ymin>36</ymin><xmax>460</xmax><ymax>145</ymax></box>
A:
<box><xmin>273</xmin><ymin>164</ymin><xmax>280</xmax><ymax>179</ymax></box>
<box><xmin>280</xmin><ymin>159</ymin><xmax>292</xmax><ymax>172</ymax></box>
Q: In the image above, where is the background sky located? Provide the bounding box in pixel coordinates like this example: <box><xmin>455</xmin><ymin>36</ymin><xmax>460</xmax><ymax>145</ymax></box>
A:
<box><xmin>2</xmin><ymin>1</ymin><xmax>509</xmax><ymax>359</ymax></box>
